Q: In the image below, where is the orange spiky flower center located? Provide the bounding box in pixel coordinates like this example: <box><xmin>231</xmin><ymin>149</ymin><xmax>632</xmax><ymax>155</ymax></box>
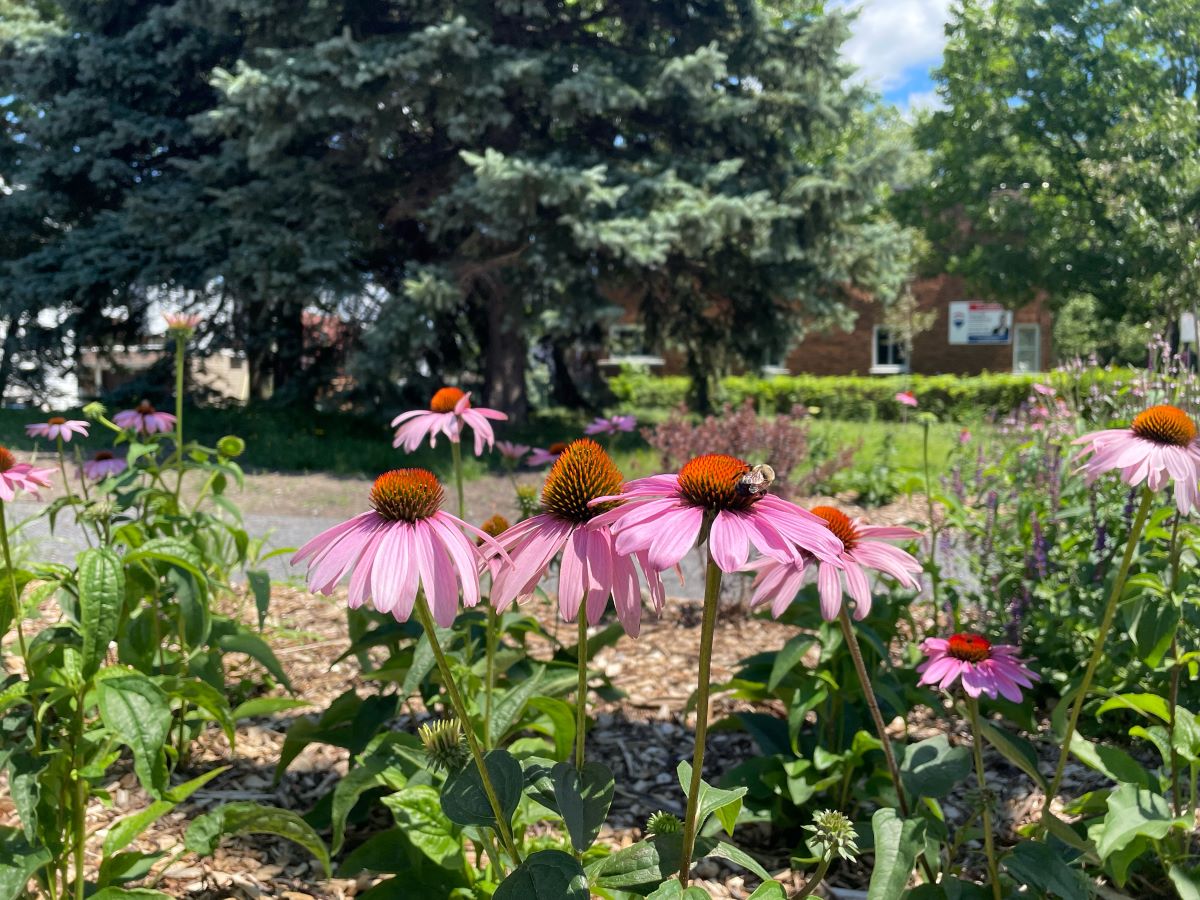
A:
<box><xmin>810</xmin><ymin>506</ymin><xmax>859</xmax><ymax>551</ymax></box>
<box><xmin>1131</xmin><ymin>404</ymin><xmax>1196</xmax><ymax>447</ymax></box>
<box><xmin>95</xmin><ymin>451</ymin><xmax>115</xmax><ymax>461</ymax></box>
<box><xmin>541</xmin><ymin>438</ymin><xmax>623</xmax><ymax>522</ymax></box>
<box><xmin>136</xmin><ymin>400</ymin><xmax>155</xmax><ymax>415</ymax></box>
<box><xmin>0</xmin><ymin>447</ymin><xmax>13</xmax><ymax>472</ymax></box>
<box><xmin>370</xmin><ymin>469</ymin><xmax>444</xmax><ymax>522</ymax></box>
<box><xmin>947</xmin><ymin>633</ymin><xmax>992</xmax><ymax>663</ymax></box>
<box><xmin>430</xmin><ymin>387</ymin><xmax>466</xmax><ymax>413</ymax></box>
<box><xmin>677</xmin><ymin>453</ymin><xmax>755</xmax><ymax>512</ymax></box>
<box><xmin>481</xmin><ymin>514</ymin><xmax>510</xmax><ymax>539</ymax></box>
<box><xmin>48</xmin><ymin>416</ymin><xmax>66</xmax><ymax>425</ymax></box>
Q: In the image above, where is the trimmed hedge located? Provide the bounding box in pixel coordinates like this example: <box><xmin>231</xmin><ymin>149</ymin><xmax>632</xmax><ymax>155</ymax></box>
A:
<box><xmin>608</xmin><ymin>368</ymin><xmax>1134</xmax><ymax>422</ymax></box>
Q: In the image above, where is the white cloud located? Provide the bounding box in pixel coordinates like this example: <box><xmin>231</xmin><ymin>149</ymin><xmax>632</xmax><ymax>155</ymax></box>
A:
<box><xmin>903</xmin><ymin>88</ymin><xmax>945</xmax><ymax>115</ymax></box>
<box><xmin>836</xmin><ymin>0</ymin><xmax>953</xmax><ymax>91</ymax></box>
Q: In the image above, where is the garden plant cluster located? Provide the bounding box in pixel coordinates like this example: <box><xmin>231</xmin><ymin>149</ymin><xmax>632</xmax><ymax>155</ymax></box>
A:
<box><xmin>0</xmin><ymin>319</ymin><xmax>1198</xmax><ymax>899</ymax></box>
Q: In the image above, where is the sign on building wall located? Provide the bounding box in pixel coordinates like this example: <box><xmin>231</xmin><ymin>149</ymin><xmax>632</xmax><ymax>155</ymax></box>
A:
<box><xmin>948</xmin><ymin>301</ymin><xmax>1012</xmax><ymax>345</ymax></box>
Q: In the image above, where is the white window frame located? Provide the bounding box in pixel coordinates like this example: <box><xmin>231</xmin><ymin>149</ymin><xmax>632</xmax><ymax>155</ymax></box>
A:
<box><xmin>870</xmin><ymin>325</ymin><xmax>909</xmax><ymax>375</ymax></box>
<box><xmin>1012</xmin><ymin>322</ymin><xmax>1041</xmax><ymax>373</ymax></box>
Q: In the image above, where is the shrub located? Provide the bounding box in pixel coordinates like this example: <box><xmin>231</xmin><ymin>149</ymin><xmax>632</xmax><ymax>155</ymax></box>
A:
<box><xmin>609</xmin><ymin>367</ymin><xmax>1136</xmax><ymax>422</ymax></box>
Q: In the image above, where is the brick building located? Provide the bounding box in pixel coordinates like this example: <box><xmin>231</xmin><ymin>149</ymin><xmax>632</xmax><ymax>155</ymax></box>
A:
<box><xmin>785</xmin><ymin>274</ymin><xmax>1052</xmax><ymax>376</ymax></box>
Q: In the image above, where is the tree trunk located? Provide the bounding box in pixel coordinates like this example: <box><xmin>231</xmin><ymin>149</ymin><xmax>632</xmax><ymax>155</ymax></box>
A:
<box><xmin>686</xmin><ymin>346</ymin><xmax>713</xmax><ymax>414</ymax></box>
<box><xmin>484</xmin><ymin>293</ymin><xmax>528</xmax><ymax>421</ymax></box>
<box><xmin>0</xmin><ymin>317</ymin><xmax>16</xmax><ymax>405</ymax></box>
<box><xmin>548</xmin><ymin>338</ymin><xmax>591</xmax><ymax>410</ymax></box>
<box><xmin>271</xmin><ymin>299</ymin><xmax>310</xmax><ymax>403</ymax></box>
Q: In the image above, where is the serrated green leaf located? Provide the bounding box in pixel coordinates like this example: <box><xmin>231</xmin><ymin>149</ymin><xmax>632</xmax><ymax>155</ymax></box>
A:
<box><xmin>78</xmin><ymin>547</ymin><xmax>124</xmax><ymax>680</ymax></box>
<box><xmin>978</xmin><ymin>719</ymin><xmax>1046</xmax><ymax>789</ymax></box>
<box><xmin>1003</xmin><ymin>841</ymin><xmax>1088</xmax><ymax>900</ymax></box>
<box><xmin>0</xmin><ymin>827</ymin><xmax>52</xmax><ymax>900</ymax></box>
<box><xmin>900</xmin><ymin>735</ymin><xmax>971</xmax><ymax>799</ymax></box>
<box><xmin>441</xmin><ymin>749</ymin><xmax>522</xmax><ymax>828</ymax></box>
<box><xmin>382</xmin><ymin>784</ymin><xmax>463</xmax><ymax>870</ymax></box>
<box><xmin>676</xmin><ymin>761</ymin><xmax>746</xmax><ymax>836</ymax></box>
<box><xmin>1069</xmin><ymin>732</ymin><xmax>1153</xmax><ymax>789</ymax></box>
<box><xmin>867</xmin><ymin>809</ymin><xmax>924</xmax><ymax>900</ymax></box>
<box><xmin>246</xmin><ymin>569</ymin><xmax>271</xmax><ymax>631</ymax></box>
<box><xmin>551</xmin><ymin>761</ymin><xmax>614</xmax><ymax>853</ymax></box>
<box><xmin>97</xmin><ymin>675</ymin><xmax>172</xmax><ymax>797</ymax></box>
<box><xmin>1096</xmin><ymin>782</ymin><xmax>1190</xmax><ymax>860</ymax></box>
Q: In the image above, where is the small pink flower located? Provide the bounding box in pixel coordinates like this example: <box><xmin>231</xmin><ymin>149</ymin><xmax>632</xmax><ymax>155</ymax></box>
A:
<box><xmin>917</xmin><ymin>633</ymin><xmax>1038</xmax><ymax>702</ymax></box>
<box><xmin>83</xmin><ymin>450</ymin><xmax>127</xmax><ymax>480</ymax></box>
<box><xmin>958</xmin><ymin>428</ymin><xmax>972</xmax><ymax>445</ymax></box>
<box><xmin>391</xmin><ymin>387</ymin><xmax>507</xmax><ymax>456</ymax></box>
<box><xmin>495</xmin><ymin>441</ymin><xmax>530</xmax><ymax>463</ymax></box>
<box><xmin>26</xmin><ymin>417</ymin><xmax>89</xmax><ymax>443</ymax></box>
<box><xmin>164</xmin><ymin>312</ymin><xmax>202</xmax><ymax>334</ymax></box>
<box><xmin>584</xmin><ymin>414</ymin><xmax>637</xmax><ymax>436</ymax></box>
<box><xmin>1073</xmin><ymin>404</ymin><xmax>1200</xmax><ymax>514</ymax></box>
<box><xmin>895</xmin><ymin>391</ymin><xmax>918</xmax><ymax>408</ymax></box>
<box><xmin>488</xmin><ymin>439</ymin><xmax>664</xmax><ymax>636</ymax></box>
<box><xmin>0</xmin><ymin>447</ymin><xmax>54</xmax><ymax>501</ymax></box>
<box><xmin>527</xmin><ymin>442</ymin><xmax>568</xmax><ymax>467</ymax></box>
<box><xmin>292</xmin><ymin>468</ymin><xmax>506</xmax><ymax>627</ymax></box>
<box><xmin>746</xmin><ymin>507</ymin><xmax>923</xmax><ymax>619</ymax></box>
<box><xmin>1032</xmin><ymin>382</ymin><xmax>1056</xmax><ymax>396</ymax></box>
<box><xmin>591</xmin><ymin>454</ymin><xmax>843</xmax><ymax>586</ymax></box>
<box><xmin>113</xmin><ymin>401</ymin><xmax>177</xmax><ymax>435</ymax></box>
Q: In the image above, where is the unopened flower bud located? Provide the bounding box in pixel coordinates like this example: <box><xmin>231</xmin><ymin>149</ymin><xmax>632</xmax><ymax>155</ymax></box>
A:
<box><xmin>804</xmin><ymin>809</ymin><xmax>858</xmax><ymax>861</ymax></box>
<box><xmin>82</xmin><ymin>401</ymin><xmax>107</xmax><ymax>422</ymax></box>
<box><xmin>645</xmin><ymin>811</ymin><xmax>682</xmax><ymax>835</ymax></box>
<box><xmin>418</xmin><ymin>718</ymin><xmax>469</xmax><ymax>773</ymax></box>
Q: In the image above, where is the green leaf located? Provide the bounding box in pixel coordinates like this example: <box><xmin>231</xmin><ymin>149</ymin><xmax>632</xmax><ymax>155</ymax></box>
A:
<box><xmin>97</xmin><ymin>851</ymin><xmax>162</xmax><ymax>888</ymax></box>
<box><xmin>246</xmin><ymin>569</ymin><xmax>271</xmax><ymax>631</ymax></box>
<box><xmin>215</xmin><ymin>624</ymin><xmax>293</xmax><ymax>690</ymax></box>
<box><xmin>591</xmin><ymin>834</ymin><xmax>690</xmax><ymax>891</ymax></box>
<box><xmin>1002</xmin><ymin>841</ymin><xmax>1088</xmax><ymax>900</ymax></box>
<box><xmin>77</xmin><ymin>547</ymin><xmax>124</xmax><ymax>680</ymax></box>
<box><xmin>1096</xmin><ymin>693</ymin><xmax>1171</xmax><ymax>722</ymax></box>
<box><xmin>161</xmin><ymin>676</ymin><xmax>235</xmax><ymax>748</ymax></box>
<box><xmin>900</xmin><ymin>735</ymin><xmax>971</xmax><ymax>799</ymax></box>
<box><xmin>1096</xmin><ymin>782</ymin><xmax>1190</xmax><ymax>860</ymax></box>
<box><xmin>0</xmin><ymin>828</ymin><xmax>52</xmax><ymax>900</ymax></box>
<box><xmin>184</xmin><ymin>802</ymin><xmax>331</xmax><ymax>876</ymax></box>
<box><xmin>527</xmin><ymin>696</ymin><xmax>576</xmax><ymax>762</ymax></box>
<box><xmin>489</xmin><ymin>666</ymin><xmax>546</xmax><ymax>742</ymax></box>
<box><xmin>338</xmin><ymin>829</ymin><xmax>408</xmax><ymax>877</ymax></box>
<box><xmin>494</xmin><ymin>849</ymin><xmax>589</xmax><ymax>900</ymax></box>
<box><xmin>1126</xmin><ymin>596</ymin><xmax>1178</xmax><ymax>667</ymax></box>
<box><xmin>705</xmin><ymin>840</ymin><xmax>772</xmax><ymax>882</ymax></box>
<box><xmin>551</xmin><ymin>761</ymin><xmax>614</xmax><ymax>853</ymax></box>
<box><xmin>676</xmin><ymin>761</ymin><xmax>747</xmax><ymax>836</ymax></box>
<box><xmin>1169</xmin><ymin>864</ymin><xmax>1200</xmax><ymax>900</ymax></box>
<box><xmin>867</xmin><ymin>809</ymin><xmax>924</xmax><ymax>900</ymax></box>
<box><xmin>1069</xmin><ymin>732</ymin><xmax>1154</xmax><ymax>789</ymax></box>
<box><xmin>746</xmin><ymin>883</ymin><xmax>788</xmax><ymax>900</ymax></box>
<box><xmin>381</xmin><ymin>784</ymin><xmax>463</xmax><ymax>870</ymax></box>
<box><xmin>441</xmin><ymin>749</ymin><xmax>522</xmax><ymax>828</ymax></box>
<box><xmin>124</xmin><ymin>538</ymin><xmax>207</xmax><ymax>582</ymax></box>
<box><xmin>103</xmin><ymin>766</ymin><xmax>229</xmax><ymax>856</ymax></box>
<box><xmin>646</xmin><ymin>880</ymin><xmax>712</xmax><ymax>899</ymax></box>
<box><xmin>89</xmin><ymin>889</ymin><xmax>173</xmax><ymax>900</ymax></box>
<box><xmin>978</xmin><ymin>719</ymin><xmax>1046</xmax><ymax>789</ymax></box>
<box><xmin>97</xmin><ymin>674</ymin><xmax>172</xmax><ymax>797</ymax></box>
<box><xmin>330</xmin><ymin>733</ymin><xmax>425</xmax><ymax>852</ymax></box>
<box><xmin>768</xmin><ymin>635</ymin><xmax>815</xmax><ymax>690</ymax></box>
<box><xmin>231</xmin><ymin>697</ymin><xmax>311</xmax><ymax>720</ymax></box>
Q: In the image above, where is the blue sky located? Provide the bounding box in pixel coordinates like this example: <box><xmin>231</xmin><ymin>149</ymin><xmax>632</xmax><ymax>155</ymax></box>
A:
<box><xmin>836</xmin><ymin>0</ymin><xmax>953</xmax><ymax>112</ymax></box>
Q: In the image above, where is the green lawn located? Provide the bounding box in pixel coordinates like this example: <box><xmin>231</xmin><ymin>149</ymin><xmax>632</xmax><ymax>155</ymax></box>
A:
<box><xmin>7</xmin><ymin>405</ymin><xmax>967</xmax><ymax>483</ymax></box>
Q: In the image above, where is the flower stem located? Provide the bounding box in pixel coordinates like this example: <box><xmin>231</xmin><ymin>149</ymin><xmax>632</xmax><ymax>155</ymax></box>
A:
<box><xmin>173</xmin><ymin>333</ymin><xmax>186</xmax><ymax>502</ymax></box>
<box><xmin>1041</xmin><ymin>486</ymin><xmax>1154</xmax><ymax>821</ymax></box>
<box><xmin>484</xmin><ymin>604</ymin><xmax>497</xmax><ymax>750</ymax></box>
<box><xmin>1166</xmin><ymin>513</ymin><xmax>1183</xmax><ymax>817</ymax></box>
<box><xmin>966</xmin><ymin>697</ymin><xmax>1002</xmax><ymax>900</ymax></box>
<box><xmin>678</xmin><ymin>551</ymin><xmax>722</xmax><ymax>887</ymax></box>
<box><xmin>921</xmin><ymin>420</ymin><xmax>947</xmax><ymax>633</ymax></box>
<box><xmin>795</xmin><ymin>854</ymin><xmax>831</xmax><ymax>900</ymax></box>
<box><xmin>575</xmin><ymin>610</ymin><xmax>588</xmax><ymax>771</ymax></box>
<box><xmin>72</xmin><ymin>686</ymin><xmax>87</xmax><ymax>900</ymax></box>
<box><xmin>0</xmin><ymin>499</ymin><xmax>31</xmax><ymax>665</ymax></box>
<box><xmin>56</xmin><ymin>439</ymin><xmax>93</xmax><ymax>549</ymax></box>
<box><xmin>837</xmin><ymin>609</ymin><xmax>910</xmax><ymax>817</ymax></box>
<box><xmin>413</xmin><ymin>595</ymin><xmax>521</xmax><ymax>867</ymax></box>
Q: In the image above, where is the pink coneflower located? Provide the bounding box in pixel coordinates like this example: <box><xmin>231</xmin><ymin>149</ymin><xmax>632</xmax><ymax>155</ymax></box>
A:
<box><xmin>895</xmin><ymin>391</ymin><xmax>918</xmax><ymax>408</ymax></box>
<box><xmin>113</xmin><ymin>401</ymin><xmax>177</xmax><ymax>435</ymax></box>
<box><xmin>83</xmin><ymin>450</ymin><xmax>127</xmax><ymax>480</ymax></box>
<box><xmin>292</xmin><ymin>468</ymin><xmax>505</xmax><ymax>627</ymax></box>
<box><xmin>593</xmin><ymin>454</ymin><xmax>843</xmax><ymax>577</ymax></box>
<box><xmin>746</xmin><ymin>507</ymin><xmax>923</xmax><ymax>619</ymax></box>
<box><xmin>584</xmin><ymin>414</ymin><xmax>637</xmax><ymax>436</ymax></box>
<box><xmin>918</xmin><ymin>633</ymin><xmax>1038</xmax><ymax>702</ymax></box>
<box><xmin>1032</xmin><ymin>382</ymin><xmax>1056</xmax><ymax>396</ymax></box>
<box><xmin>391</xmin><ymin>387</ymin><xmax>507</xmax><ymax>456</ymax></box>
<box><xmin>26</xmin><ymin>417</ymin><xmax>89</xmax><ymax>443</ymax></box>
<box><xmin>528</xmin><ymin>442</ymin><xmax>568</xmax><ymax>467</ymax></box>
<box><xmin>488</xmin><ymin>439</ymin><xmax>664</xmax><ymax>636</ymax></box>
<box><xmin>958</xmin><ymin>428</ymin><xmax>972</xmax><ymax>446</ymax></box>
<box><xmin>0</xmin><ymin>447</ymin><xmax>54</xmax><ymax>501</ymax></box>
<box><xmin>164</xmin><ymin>312</ymin><xmax>202</xmax><ymax>334</ymax></box>
<box><xmin>1073</xmin><ymin>404</ymin><xmax>1200</xmax><ymax>514</ymax></box>
<box><xmin>495</xmin><ymin>441</ymin><xmax>530</xmax><ymax>463</ymax></box>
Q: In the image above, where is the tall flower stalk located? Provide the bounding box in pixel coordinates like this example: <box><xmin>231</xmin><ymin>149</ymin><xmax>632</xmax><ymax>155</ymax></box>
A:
<box><xmin>965</xmin><ymin>697</ymin><xmax>1002</xmax><ymax>900</ymax></box>
<box><xmin>678</xmin><ymin>550</ymin><xmax>722</xmax><ymax>884</ymax></box>
<box><xmin>1041</xmin><ymin>487</ymin><xmax>1153</xmax><ymax>817</ymax></box>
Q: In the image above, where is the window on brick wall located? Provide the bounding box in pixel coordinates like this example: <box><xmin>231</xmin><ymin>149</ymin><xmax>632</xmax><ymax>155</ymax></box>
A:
<box><xmin>871</xmin><ymin>326</ymin><xmax>908</xmax><ymax>375</ymax></box>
